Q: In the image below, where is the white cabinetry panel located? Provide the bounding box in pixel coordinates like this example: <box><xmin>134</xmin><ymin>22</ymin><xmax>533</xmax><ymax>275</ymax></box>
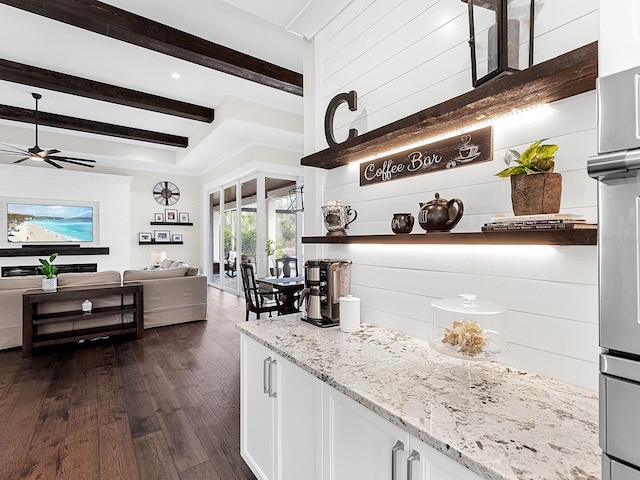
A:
<box><xmin>323</xmin><ymin>385</ymin><xmax>409</xmax><ymax>480</ymax></box>
<box><xmin>241</xmin><ymin>334</ymin><xmax>321</xmax><ymax>480</ymax></box>
<box><xmin>241</xmin><ymin>336</ymin><xmax>276</xmax><ymax>480</ymax></box>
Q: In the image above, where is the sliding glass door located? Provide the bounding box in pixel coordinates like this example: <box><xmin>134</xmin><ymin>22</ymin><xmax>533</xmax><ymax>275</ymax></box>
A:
<box><xmin>208</xmin><ymin>174</ymin><xmax>302</xmax><ymax>293</ymax></box>
<box><xmin>210</xmin><ymin>190</ymin><xmax>222</xmax><ymax>288</ymax></box>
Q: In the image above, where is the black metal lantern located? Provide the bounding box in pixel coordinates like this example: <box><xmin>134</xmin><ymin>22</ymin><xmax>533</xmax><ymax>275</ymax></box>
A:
<box><xmin>466</xmin><ymin>0</ymin><xmax>535</xmax><ymax>87</ymax></box>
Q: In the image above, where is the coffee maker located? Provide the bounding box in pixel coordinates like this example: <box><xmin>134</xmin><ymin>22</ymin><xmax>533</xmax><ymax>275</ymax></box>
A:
<box><xmin>301</xmin><ymin>259</ymin><xmax>352</xmax><ymax>327</ymax></box>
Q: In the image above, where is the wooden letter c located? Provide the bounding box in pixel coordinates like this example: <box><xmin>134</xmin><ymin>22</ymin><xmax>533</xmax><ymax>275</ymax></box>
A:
<box><xmin>324</xmin><ymin>90</ymin><xmax>358</xmax><ymax>147</ymax></box>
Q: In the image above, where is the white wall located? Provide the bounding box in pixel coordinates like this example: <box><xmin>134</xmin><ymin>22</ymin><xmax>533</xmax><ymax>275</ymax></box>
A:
<box><xmin>307</xmin><ymin>0</ymin><xmax>599</xmax><ymax>390</ymax></box>
<box><xmin>0</xmin><ymin>163</ymin><xmax>131</xmax><ymax>271</ymax></box>
<box><xmin>129</xmin><ymin>171</ymin><xmax>202</xmax><ymax>270</ymax></box>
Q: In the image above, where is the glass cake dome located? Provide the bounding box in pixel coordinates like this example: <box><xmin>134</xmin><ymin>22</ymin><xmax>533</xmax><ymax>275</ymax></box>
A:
<box><xmin>429</xmin><ymin>294</ymin><xmax>507</xmax><ymax>361</ymax></box>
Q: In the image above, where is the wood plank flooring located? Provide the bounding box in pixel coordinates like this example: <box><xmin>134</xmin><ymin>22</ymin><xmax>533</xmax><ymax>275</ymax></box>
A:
<box><xmin>0</xmin><ymin>287</ymin><xmax>258</xmax><ymax>480</ymax></box>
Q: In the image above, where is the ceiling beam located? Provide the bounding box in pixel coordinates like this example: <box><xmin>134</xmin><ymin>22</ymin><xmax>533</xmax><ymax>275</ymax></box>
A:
<box><xmin>0</xmin><ymin>104</ymin><xmax>188</xmax><ymax>147</ymax></box>
<box><xmin>0</xmin><ymin>0</ymin><xmax>304</xmax><ymax>96</ymax></box>
<box><xmin>0</xmin><ymin>58</ymin><xmax>214</xmax><ymax>123</ymax></box>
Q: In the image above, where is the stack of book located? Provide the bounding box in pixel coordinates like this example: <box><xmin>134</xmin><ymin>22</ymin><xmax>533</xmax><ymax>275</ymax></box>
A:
<box><xmin>482</xmin><ymin>213</ymin><xmax>597</xmax><ymax>232</ymax></box>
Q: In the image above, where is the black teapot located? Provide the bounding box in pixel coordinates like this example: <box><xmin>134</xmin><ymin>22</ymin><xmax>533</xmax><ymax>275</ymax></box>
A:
<box><xmin>418</xmin><ymin>193</ymin><xmax>464</xmax><ymax>232</ymax></box>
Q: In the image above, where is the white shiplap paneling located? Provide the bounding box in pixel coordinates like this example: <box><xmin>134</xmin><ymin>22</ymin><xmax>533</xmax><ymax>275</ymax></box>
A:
<box><xmin>313</xmin><ymin>1</ymin><xmax>600</xmax><ymax>390</ymax></box>
<box><xmin>0</xmin><ymin>163</ymin><xmax>131</xmax><ymax>272</ymax></box>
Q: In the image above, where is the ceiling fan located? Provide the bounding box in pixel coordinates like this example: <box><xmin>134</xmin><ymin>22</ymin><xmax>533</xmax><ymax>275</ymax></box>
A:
<box><xmin>0</xmin><ymin>93</ymin><xmax>96</xmax><ymax>169</ymax></box>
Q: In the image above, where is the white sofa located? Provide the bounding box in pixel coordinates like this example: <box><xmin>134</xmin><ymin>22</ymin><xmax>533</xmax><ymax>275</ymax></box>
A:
<box><xmin>0</xmin><ymin>266</ymin><xmax>207</xmax><ymax>351</ymax></box>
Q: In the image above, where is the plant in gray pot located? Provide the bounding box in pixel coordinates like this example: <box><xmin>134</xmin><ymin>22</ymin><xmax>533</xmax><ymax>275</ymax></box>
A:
<box><xmin>38</xmin><ymin>253</ymin><xmax>58</xmax><ymax>292</ymax></box>
<box><xmin>496</xmin><ymin>140</ymin><xmax>561</xmax><ymax>216</ymax></box>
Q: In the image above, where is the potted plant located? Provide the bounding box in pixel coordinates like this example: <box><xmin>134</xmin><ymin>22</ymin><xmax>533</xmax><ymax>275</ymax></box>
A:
<box><xmin>496</xmin><ymin>140</ymin><xmax>561</xmax><ymax>216</ymax></box>
<box><xmin>265</xmin><ymin>238</ymin><xmax>276</xmax><ymax>276</ymax></box>
<box><xmin>38</xmin><ymin>253</ymin><xmax>58</xmax><ymax>292</ymax></box>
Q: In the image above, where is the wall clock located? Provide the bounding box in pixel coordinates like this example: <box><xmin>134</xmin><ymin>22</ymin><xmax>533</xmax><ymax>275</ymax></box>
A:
<box><xmin>153</xmin><ymin>181</ymin><xmax>180</xmax><ymax>205</ymax></box>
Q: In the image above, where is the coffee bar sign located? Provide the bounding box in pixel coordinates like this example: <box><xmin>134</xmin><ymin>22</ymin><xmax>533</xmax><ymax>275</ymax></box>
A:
<box><xmin>359</xmin><ymin>126</ymin><xmax>493</xmax><ymax>186</ymax></box>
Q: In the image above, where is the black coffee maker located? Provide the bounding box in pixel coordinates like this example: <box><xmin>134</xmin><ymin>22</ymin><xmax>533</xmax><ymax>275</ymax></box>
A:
<box><xmin>301</xmin><ymin>259</ymin><xmax>352</xmax><ymax>327</ymax></box>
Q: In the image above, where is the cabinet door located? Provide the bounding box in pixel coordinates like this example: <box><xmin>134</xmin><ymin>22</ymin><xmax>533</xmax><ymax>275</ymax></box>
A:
<box><xmin>276</xmin><ymin>354</ymin><xmax>322</xmax><ymax>480</ymax></box>
<box><xmin>323</xmin><ymin>385</ymin><xmax>409</xmax><ymax>480</ymax></box>
<box><xmin>407</xmin><ymin>435</ymin><xmax>483</xmax><ymax>480</ymax></box>
<box><xmin>241</xmin><ymin>335</ymin><xmax>276</xmax><ymax>480</ymax></box>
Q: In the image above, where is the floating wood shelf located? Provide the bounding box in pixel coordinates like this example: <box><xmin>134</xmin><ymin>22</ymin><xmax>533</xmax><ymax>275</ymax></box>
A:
<box><xmin>302</xmin><ymin>230</ymin><xmax>597</xmax><ymax>246</ymax></box>
<box><xmin>301</xmin><ymin>42</ymin><xmax>598</xmax><ymax>170</ymax></box>
<box><xmin>0</xmin><ymin>246</ymin><xmax>109</xmax><ymax>257</ymax></box>
<box><xmin>150</xmin><ymin>222</ymin><xmax>193</xmax><ymax>226</ymax></box>
<box><xmin>139</xmin><ymin>241</ymin><xmax>183</xmax><ymax>245</ymax></box>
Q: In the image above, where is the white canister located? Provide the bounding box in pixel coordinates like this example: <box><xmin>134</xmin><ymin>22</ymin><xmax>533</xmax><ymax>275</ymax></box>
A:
<box><xmin>82</xmin><ymin>299</ymin><xmax>92</xmax><ymax>313</ymax></box>
<box><xmin>339</xmin><ymin>295</ymin><xmax>360</xmax><ymax>332</ymax></box>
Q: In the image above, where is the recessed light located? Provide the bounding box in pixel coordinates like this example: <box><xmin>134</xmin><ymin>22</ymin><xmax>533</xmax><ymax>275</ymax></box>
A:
<box><xmin>171</xmin><ymin>73</ymin><xmax>180</xmax><ymax>79</ymax></box>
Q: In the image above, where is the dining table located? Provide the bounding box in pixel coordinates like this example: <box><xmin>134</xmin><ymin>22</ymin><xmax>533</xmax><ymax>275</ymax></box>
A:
<box><xmin>257</xmin><ymin>275</ymin><xmax>305</xmax><ymax>314</ymax></box>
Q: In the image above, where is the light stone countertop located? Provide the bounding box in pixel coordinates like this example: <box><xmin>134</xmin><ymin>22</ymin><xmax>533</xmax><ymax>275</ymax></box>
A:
<box><xmin>238</xmin><ymin>317</ymin><xmax>600</xmax><ymax>480</ymax></box>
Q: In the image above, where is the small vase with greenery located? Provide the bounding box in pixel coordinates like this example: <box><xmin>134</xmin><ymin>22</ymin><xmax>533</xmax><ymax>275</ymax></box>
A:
<box><xmin>38</xmin><ymin>253</ymin><xmax>59</xmax><ymax>292</ymax></box>
<box><xmin>496</xmin><ymin>140</ymin><xmax>562</xmax><ymax>216</ymax></box>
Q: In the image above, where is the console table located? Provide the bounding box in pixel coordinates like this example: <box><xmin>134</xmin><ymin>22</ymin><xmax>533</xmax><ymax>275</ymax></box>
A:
<box><xmin>22</xmin><ymin>283</ymin><xmax>144</xmax><ymax>357</ymax></box>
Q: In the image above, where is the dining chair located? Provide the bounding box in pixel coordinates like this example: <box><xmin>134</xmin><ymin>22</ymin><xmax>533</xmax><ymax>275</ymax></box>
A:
<box><xmin>226</xmin><ymin>250</ymin><xmax>237</xmax><ymax>277</ymax></box>
<box><xmin>240</xmin><ymin>262</ymin><xmax>282</xmax><ymax>321</ymax></box>
<box><xmin>275</xmin><ymin>257</ymin><xmax>299</xmax><ymax>278</ymax></box>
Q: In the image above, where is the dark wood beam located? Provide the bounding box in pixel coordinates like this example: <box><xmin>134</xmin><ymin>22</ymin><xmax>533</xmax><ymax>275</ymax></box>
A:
<box><xmin>0</xmin><ymin>58</ymin><xmax>214</xmax><ymax>123</ymax></box>
<box><xmin>0</xmin><ymin>0</ymin><xmax>304</xmax><ymax>96</ymax></box>
<box><xmin>0</xmin><ymin>104</ymin><xmax>188</xmax><ymax>147</ymax></box>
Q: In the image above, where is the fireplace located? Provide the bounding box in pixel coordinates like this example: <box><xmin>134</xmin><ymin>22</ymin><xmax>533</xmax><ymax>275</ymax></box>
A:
<box><xmin>1</xmin><ymin>263</ymin><xmax>98</xmax><ymax>277</ymax></box>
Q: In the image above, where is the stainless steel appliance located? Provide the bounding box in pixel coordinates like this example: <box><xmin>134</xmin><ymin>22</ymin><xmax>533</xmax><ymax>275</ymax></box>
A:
<box><xmin>301</xmin><ymin>259</ymin><xmax>352</xmax><ymax>327</ymax></box>
<box><xmin>588</xmin><ymin>65</ymin><xmax>640</xmax><ymax>480</ymax></box>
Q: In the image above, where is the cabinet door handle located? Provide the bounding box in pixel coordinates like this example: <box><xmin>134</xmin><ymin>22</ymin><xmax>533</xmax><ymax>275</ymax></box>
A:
<box><xmin>391</xmin><ymin>440</ymin><xmax>405</xmax><ymax>480</ymax></box>
<box><xmin>406</xmin><ymin>449</ymin><xmax>420</xmax><ymax>480</ymax></box>
<box><xmin>268</xmin><ymin>359</ymin><xmax>277</xmax><ymax>397</ymax></box>
<box><xmin>263</xmin><ymin>357</ymin><xmax>271</xmax><ymax>394</ymax></box>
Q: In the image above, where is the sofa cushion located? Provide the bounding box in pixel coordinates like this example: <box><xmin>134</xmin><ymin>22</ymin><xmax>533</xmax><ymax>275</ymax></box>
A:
<box><xmin>186</xmin><ymin>266</ymin><xmax>199</xmax><ymax>276</ymax></box>
<box><xmin>160</xmin><ymin>258</ymin><xmax>174</xmax><ymax>269</ymax></box>
<box><xmin>0</xmin><ymin>275</ymin><xmax>43</xmax><ymax>291</ymax></box>
<box><xmin>57</xmin><ymin>270</ymin><xmax>122</xmax><ymax>287</ymax></box>
<box><xmin>123</xmin><ymin>266</ymin><xmax>189</xmax><ymax>281</ymax></box>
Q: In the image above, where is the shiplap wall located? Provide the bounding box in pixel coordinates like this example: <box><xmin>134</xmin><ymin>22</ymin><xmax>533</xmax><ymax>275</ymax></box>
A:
<box><xmin>312</xmin><ymin>0</ymin><xmax>599</xmax><ymax>390</ymax></box>
<box><xmin>0</xmin><ymin>163</ymin><xmax>131</xmax><ymax>272</ymax></box>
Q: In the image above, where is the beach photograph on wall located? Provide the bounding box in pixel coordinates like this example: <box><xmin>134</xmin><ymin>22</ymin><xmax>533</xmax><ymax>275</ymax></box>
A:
<box><xmin>7</xmin><ymin>203</ymin><xmax>94</xmax><ymax>243</ymax></box>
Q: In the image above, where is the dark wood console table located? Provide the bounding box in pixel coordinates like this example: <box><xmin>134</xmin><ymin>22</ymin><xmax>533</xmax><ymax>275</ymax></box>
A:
<box><xmin>22</xmin><ymin>283</ymin><xmax>144</xmax><ymax>357</ymax></box>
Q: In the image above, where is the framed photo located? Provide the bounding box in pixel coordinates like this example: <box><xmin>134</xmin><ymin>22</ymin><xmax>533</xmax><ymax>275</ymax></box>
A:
<box><xmin>165</xmin><ymin>208</ymin><xmax>178</xmax><ymax>223</ymax></box>
<box><xmin>138</xmin><ymin>232</ymin><xmax>152</xmax><ymax>243</ymax></box>
<box><xmin>172</xmin><ymin>233</ymin><xmax>183</xmax><ymax>242</ymax></box>
<box><xmin>154</xmin><ymin>212</ymin><xmax>164</xmax><ymax>223</ymax></box>
<box><xmin>179</xmin><ymin>212</ymin><xmax>190</xmax><ymax>223</ymax></box>
<box><xmin>154</xmin><ymin>230</ymin><xmax>170</xmax><ymax>242</ymax></box>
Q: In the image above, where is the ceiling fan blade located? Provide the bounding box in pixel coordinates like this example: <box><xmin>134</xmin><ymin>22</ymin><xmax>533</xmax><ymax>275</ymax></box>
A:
<box><xmin>14</xmin><ymin>157</ymin><xmax>30</xmax><ymax>163</ymax></box>
<box><xmin>49</xmin><ymin>155</ymin><xmax>97</xmax><ymax>164</ymax></box>
<box><xmin>48</xmin><ymin>156</ymin><xmax>96</xmax><ymax>168</ymax></box>
<box><xmin>0</xmin><ymin>149</ymin><xmax>26</xmax><ymax>156</ymax></box>
<box><xmin>41</xmin><ymin>148</ymin><xmax>60</xmax><ymax>156</ymax></box>
<box><xmin>0</xmin><ymin>142</ymin><xmax>28</xmax><ymax>155</ymax></box>
<box><xmin>44</xmin><ymin>159</ymin><xmax>63</xmax><ymax>169</ymax></box>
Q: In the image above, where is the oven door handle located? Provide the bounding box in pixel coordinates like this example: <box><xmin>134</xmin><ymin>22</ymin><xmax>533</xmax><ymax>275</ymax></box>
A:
<box><xmin>601</xmin><ymin>353</ymin><xmax>640</xmax><ymax>383</ymax></box>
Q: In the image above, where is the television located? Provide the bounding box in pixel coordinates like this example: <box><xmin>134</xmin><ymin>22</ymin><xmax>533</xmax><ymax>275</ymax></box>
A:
<box><xmin>7</xmin><ymin>203</ymin><xmax>94</xmax><ymax>243</ymax></box>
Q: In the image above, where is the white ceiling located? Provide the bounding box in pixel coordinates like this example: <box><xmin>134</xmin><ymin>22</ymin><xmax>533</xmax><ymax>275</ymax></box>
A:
<box><xmin>0</xmin><ymin>0</ymin><xmax>342</xmax><ymax>174</ymax></box>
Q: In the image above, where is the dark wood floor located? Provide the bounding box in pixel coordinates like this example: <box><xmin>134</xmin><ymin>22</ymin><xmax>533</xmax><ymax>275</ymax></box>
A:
<box><xmin>0</xmin><ymin>287</ymin><xmax>258</xmax><ymax>480</ymax></box>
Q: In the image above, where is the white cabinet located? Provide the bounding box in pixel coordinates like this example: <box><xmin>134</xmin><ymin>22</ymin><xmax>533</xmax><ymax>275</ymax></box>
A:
<box><xmin>241</xmin><ymin>336</ymin><xmax>275</xmax><ymax>480</ymax></box>
<box><xmin>322</xmin><ymin>386</ymin><xmax>410</xmax><ymax>480</ymax></box>
<box><xmin>599</xmin><ymin>0</ymin><xmax>640</xmax><ymax>76</ymax></box>
<box><xmin>241</xmin><ymin>334</ymin><xmax>485</xmax><ymax>480</ymax></box>
<box><xmin>240</xmin><ymin>334</ymin><xmax>321</xmax><ymax>480</ymax></box>
<box><xmin>407</xmin><ymin>435</ymin><xmax>482</xmax><ymax>480</ymax></box>
<box><xmin>322</xmin><ymin>386</ymin><xmax>483</xmax><ymax>480</ymax></box>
